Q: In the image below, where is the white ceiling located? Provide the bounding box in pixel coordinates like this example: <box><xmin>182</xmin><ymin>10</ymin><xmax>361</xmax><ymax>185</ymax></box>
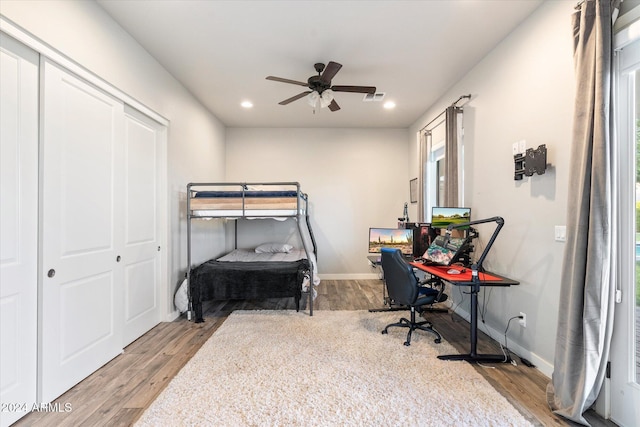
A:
<box><xmin>96</xmin><ymin>0</ymin><xmax>543</xmax><ymax>128</ymax></box>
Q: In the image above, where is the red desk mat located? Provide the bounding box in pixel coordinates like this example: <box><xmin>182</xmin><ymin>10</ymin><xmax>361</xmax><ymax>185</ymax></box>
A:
<box><xmin>410</xmin><ymin>263</ymin><xmax>503</xmax><ymax>282</ymax></box>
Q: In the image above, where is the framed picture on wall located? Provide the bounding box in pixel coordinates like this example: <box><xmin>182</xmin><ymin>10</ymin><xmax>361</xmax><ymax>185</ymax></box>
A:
<box><xmin>410</xmin><ymin>178</ymin><xmax>418</xmax><ymax>203</ymax></box>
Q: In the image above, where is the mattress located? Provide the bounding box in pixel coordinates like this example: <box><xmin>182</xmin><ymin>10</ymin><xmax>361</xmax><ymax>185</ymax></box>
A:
<box><xmin>190</xmin><ymin>190</ymin><xmax>304</xmax><ymax>217</ymax></box>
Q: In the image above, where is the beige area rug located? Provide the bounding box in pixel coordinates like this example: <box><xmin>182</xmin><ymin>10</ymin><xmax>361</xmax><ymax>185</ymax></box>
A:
<box><xmin>136</xmin><ymin>310</ymin><xmax>533</xmax><ymax>427</ymax></box>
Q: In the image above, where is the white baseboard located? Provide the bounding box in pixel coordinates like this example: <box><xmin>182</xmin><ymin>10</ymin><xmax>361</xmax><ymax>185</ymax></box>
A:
<box><xmin>165</xmin><ymin>309</ymin><xmax>181</xmax><ymax>322</ymax></box>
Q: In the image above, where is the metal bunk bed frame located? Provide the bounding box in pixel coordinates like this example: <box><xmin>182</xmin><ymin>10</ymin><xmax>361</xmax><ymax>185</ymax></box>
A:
<box><xmin>186</xmin><ymin>182</ymin><xmax>318</xmax><ymax>319</ymax></box>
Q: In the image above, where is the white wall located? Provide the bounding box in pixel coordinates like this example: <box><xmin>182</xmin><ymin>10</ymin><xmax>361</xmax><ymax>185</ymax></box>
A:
<box><xmin>226</xmin><ymin>127</ymin><xmax>409</xmax><ymax>278</ymax></box>
<box><xmin>0</xmin><ymin>0</ymin><xmax>227</xmax><ymax>318</ymax></box>
<box><xmin>409</xmin><ymin>0</ymin><xmax>575</xmax><ymax>374</ymax></box>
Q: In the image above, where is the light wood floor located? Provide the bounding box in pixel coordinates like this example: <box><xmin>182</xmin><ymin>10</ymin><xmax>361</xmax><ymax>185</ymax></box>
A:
<box><xmin>14</xmin><ymin>279</ymin><xmax>616</xmax><ymax>427</ymax></box>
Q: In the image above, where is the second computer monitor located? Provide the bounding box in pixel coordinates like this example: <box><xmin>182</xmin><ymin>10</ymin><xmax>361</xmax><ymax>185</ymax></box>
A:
<box><xmin>431</xmin><ymin>207</ymin><xmax>471</xmax><ymax>231</ymax></box>
<box><xmin>368</xmin><ymin>227</ymin><xmax>414</xmax><ymax>256</ymax></box>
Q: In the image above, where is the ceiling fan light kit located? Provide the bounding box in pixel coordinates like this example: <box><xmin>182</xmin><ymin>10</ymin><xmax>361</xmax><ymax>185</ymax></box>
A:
<box><xmin>307</xmin><ymin>89</ymin><xmax>335</xmax><ymax>109</ymax></box>
<box><xmin>307</xmin><ymin>91</ymin><xmax>319</xmax><ymax>108</ymax></box>
<box><xmin>266</xmin><ymin>61</ymin><xmax>376</xmax><ymax>112</ymax></box>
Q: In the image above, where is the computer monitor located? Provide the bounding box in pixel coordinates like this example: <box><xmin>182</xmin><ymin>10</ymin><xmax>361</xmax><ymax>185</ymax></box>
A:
<box><xmin>431</xmin><ymin>207</ymin><xmax>471</xmax><ymax>230</ymax></box>
<box><xmin>368</xmin><ymin>227</ymin><xmax>414</xmax><ymax>256</ymax></box>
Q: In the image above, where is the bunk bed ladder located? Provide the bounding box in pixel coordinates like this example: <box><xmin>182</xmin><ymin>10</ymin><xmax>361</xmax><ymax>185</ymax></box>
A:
<box><xmin>295</xmin><ymin>183</ymin><xmax>318</xmax><ymax>316</ymax></box>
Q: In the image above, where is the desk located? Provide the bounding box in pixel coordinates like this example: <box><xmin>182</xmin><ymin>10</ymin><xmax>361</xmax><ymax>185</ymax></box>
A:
<box><xmin>410</xmin><ymin>262</ymin><xmax>519</xmax><ymax>363</ymax></box>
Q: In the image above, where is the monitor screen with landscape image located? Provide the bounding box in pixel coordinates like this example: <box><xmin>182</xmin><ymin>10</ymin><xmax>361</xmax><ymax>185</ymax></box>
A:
<box><xmin>368</xmin><ymin>228</ymin><xmax>414</xmax><ymax>256</ymax></box>
<box><xmin>431</xmin><ymin>207</ymin><xmax>471</xmax><ymax>229</ymax></box>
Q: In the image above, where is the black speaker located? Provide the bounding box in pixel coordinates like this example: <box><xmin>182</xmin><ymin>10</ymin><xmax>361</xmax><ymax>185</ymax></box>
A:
<box><xmin>405</xmin><ymin>223</ymin><xmax>435</xmax><ymax>258</ymax></box>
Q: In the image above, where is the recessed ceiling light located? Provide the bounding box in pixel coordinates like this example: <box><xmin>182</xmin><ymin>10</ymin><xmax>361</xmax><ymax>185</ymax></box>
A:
<box><xmin>241</xmin><ymin>101</ymin><xmax>253</xmax><ymax>108</ymax></box>
<box><xmin>383</xmin><ymin>101</ymin><xmax>396</xmax><ymax>109</ymax></box>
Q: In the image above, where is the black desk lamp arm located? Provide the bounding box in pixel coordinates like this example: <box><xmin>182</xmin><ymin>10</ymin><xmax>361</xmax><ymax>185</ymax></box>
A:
<box><xmin>446</xmin><ymin>216</ymin><xmax>504</xmax><ymax>272</ymax></box>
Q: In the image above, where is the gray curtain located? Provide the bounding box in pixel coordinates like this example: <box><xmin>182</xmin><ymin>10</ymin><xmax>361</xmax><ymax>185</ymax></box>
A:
<box><xmin>418</xmin><ymin>130</ymin><xmax>429</xmax><ymax>222</ymax></box>
<box><xmin>444</xmin><ymin>106</ymin><xmax>459</xmax><ymax>207</ymax></box>
<box><xmin>546</xmin><ymin>1</ymin><xmax>619</xmax><ymax>425</ymax></box>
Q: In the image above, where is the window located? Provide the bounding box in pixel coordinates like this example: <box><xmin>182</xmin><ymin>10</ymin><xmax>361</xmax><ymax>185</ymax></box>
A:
<box><xmin>419</xmin><ymin>108</ymin><xmax>464</xmax><ymax>221</ymax></box>
<box><xmin>420</xmin><ymin>119</ymin><xmax>445</xmax><ymax>221</ymax></box>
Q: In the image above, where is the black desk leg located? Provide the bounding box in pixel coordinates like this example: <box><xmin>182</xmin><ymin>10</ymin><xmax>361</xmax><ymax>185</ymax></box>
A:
<box><xmin>421</xmin><ymin>306</ymin><xmax>448</xmax><ymax>313</ymax></box>
<box><xmin>438</xmin><ymin>282</ymin><xmax>510</xmax><ymax>363</ymax></box>
<box><xmin>368</xmin><ymin>305</ymin><xmax>408</xmax><ymax>313</ymax></box>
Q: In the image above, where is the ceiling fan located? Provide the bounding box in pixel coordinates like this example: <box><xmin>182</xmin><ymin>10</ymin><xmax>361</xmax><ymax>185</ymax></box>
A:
<box><xmin>266</xmin><ymin>61</ymin><xmax>376</xmax><ymax>112</ymax></box>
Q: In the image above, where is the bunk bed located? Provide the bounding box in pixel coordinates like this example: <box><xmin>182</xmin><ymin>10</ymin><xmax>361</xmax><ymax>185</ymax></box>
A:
<box><xmin>185</xmin><ymin>182</ymin><xmax>318</xmax><ymax>322</ymax></box>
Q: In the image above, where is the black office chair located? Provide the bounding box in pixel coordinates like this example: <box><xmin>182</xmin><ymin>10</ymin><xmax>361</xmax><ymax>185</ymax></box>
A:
<box><xmin>380</xmin><ymin>247</ymin><xmax>444</xmax><ymax>346</ymax></box>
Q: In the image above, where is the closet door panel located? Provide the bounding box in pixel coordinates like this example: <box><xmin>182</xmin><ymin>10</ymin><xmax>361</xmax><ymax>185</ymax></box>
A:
<box><xmin>59</xmin><ymin>272</ymin><xmax>114</xmax><ymax>357</ymax></box>
<box><xmin>122</xmin><ymin>107</ymin><xmax>162</xmax><ymax>346</ymax></box>
<box><xmin>0</xmin><ymin>34</ymin><xmax>38</xmax><ymax>427</ymax></box>
<box><xmin>41</xmin><ymin>60</ymin><xmax>124</xmax><ymax>403</ymax></box>
<box><xmin>58</xmin><ymin>90</ymin><xmax>114</xmax><ymax>254</ymax></box>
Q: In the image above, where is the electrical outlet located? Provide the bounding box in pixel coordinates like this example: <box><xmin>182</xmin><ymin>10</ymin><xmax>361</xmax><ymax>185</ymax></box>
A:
<box><xmin>519</xmin><ymin>312</ymin><xmax>526</xmax><ymax>328</ymax></box>
<box><xmin>518</xmin><ymin>140</ymin><xmax>526</xmax><ymax>154</ymax></box>
<box><xmin>512</xmin><ymin>142</ymin><xmax>519</xmax><ymax>155</ymax></box>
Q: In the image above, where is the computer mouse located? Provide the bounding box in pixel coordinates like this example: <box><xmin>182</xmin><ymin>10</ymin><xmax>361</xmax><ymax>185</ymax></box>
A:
<box><xmin>447</xmin><ymin>268</ymin><xmax>461</xmax><ymax>274</ymax></box>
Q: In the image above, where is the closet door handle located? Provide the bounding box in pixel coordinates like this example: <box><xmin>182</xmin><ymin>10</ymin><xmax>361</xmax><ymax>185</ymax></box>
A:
<box><xmin>47</xmin><ymin>269</ymin><xmax>55</xmax><ymax>278</ymax></box>
<box><xmin>116</xmin><ymin>255</ymin><xmax>121</xmax><ymax>262</ymax></box>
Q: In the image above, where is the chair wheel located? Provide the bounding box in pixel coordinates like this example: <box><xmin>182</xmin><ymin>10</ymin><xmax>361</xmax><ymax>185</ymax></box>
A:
<box><xmin>434</xmin><ymin>338</ymin><xmax>441</xmax><ymax>344</ymax></box>
<box><xmin>404</xmin><ymin>341</ymin><xmax>411</xmax><ymax>346</ymax></box>
<box><xmin>381</xmin><ymin>330</ymin><xmax>387</xmax><ymax>335</ymax></box>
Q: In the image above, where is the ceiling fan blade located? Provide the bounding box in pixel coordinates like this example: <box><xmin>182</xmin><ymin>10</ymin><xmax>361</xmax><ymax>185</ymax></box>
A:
<box><xmin>319</xmin><ymin>61</ymin><xmax>342</xmax><ymax>84</ymax></box>
<box><xmin>332</xmin><ymin>85</ymin><xmax>376</xmax><ymax>94</ymax></box>
<box><xmin>278</xmin><ymin>91</ymin><xmax>312</xmax><ymax>105</ymax></box>
<box><xmin>266</xmin><ymin>76</ymin><xmax>309</xmax><ymax>87</ymax></box>
<box><xmin>328</xmin><ymin>99</ymin><xmax>340</xmax><ymax>112</ymax></box>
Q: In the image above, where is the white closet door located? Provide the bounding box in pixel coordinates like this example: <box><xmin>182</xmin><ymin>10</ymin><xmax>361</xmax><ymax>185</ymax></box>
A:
<box><xmin>122</xmin><ymin>106</ymin><xmax>163</xmax><ymax>346</ymax></box>
<box><xmin>0</xmin><ymin>35</ymin><xmax>38</xmax><ymax>427</ymax></box>
<box><xmin>40</xmin><ymin>60</ymin><xmax>124</xmax><ymax>403</ymax></box>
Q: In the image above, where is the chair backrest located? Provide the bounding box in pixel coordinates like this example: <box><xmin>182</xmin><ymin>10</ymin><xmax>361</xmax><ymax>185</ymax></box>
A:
<box><xmin>380</xmin><ymin>247</ymin><xmax>418</xmax><ymax>306</ymax></box>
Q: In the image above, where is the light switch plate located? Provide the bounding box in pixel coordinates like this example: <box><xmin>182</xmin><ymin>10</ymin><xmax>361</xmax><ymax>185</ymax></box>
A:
<box><xmin>555</xmin><ymin>225</ymin><xmax>566</xmax><ymax>242</ymax></box>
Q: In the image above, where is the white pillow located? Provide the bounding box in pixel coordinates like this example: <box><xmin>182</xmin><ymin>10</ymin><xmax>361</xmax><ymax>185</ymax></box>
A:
<box><xmin>255</xmin><ymin>242</ymin><xmax>293</xmax><ymax>253</ymax></box>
